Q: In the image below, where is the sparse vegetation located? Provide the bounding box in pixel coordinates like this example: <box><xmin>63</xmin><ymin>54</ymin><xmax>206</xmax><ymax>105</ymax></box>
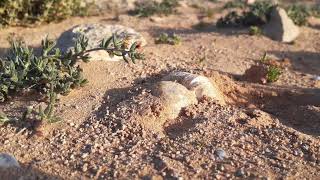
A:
<box><xmin>217</xmin><ymin>0</ymin><xmax>274</xmax><ymax>28</ymax></box>
<box><xmin>155</xmin><ymin>33</ymin><xmax>181</xmax><ymax>45</ymax></box>
<box><xmin>260</xmin><ymin>53</ymin><xmax>282</xmax><ymax>83</ymax></box>
<box><xmin>216</xmin><ymin>11</ymin><xmax>243</xmax><ymax>27</ymax></box>
<box><xmin>0</xmin><ymin>111</ymin><xmax>9</xmax><ymax>124</ymax></box>
<box><xmin>267</xmin><ymin>66</ymin><xmax>282</xmax><ymax>82</ymax></box>
<box><xmin>0</xmin><ymin>0</ymin><xmax>90</xmax><ymax>27</ymax></box>
<box><xmin>130</xmin><ymin>0</ymin><xmax>180</xmax><ymax>17</ymax></box>
<box><xmin>286</xmin><ymin>4</ymin><xmax>310</xmax><ymax>26</ymax></box>
<box><xmin>223</xmin><ymin>0</ymin><xmax>246</xmax><ymax>9</ymax></box>
<box><xmin>249</xmin><ymin>26</ymin><xmax>262</xmax><ymax>36</ymax></box>
<box><xmin>0</xmin><ymin>34</ymin><xmax>144</xmax><ymax>122</ymax></box>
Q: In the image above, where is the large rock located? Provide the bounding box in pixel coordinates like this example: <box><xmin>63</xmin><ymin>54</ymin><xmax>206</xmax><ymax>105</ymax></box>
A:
<box><xmin>152</xmin><ymin>81</ymin><xmax>198</xmax><ymax>119</ymax></box>
<box><xmin>163</xmin><ymin>72</ymin><xmax>225</xmax><ymax>104</ymax></box>
<box><xmin>0</xmin><ymin>153</ymin><xmax>20</xmax><ymax>168</ymax></box>
<box><xmin>57</xmin><ymin>24</ymin><xmax>147</xmax><ymax>61</ymax></box>
<box><xmin>263</xmin><ymin>7</ymin><xmax>300</xmax><ymax>43</ymax></box>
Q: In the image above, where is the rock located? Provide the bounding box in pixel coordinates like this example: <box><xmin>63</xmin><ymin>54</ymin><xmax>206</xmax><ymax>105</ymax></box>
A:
<box><xmin>163</xmin><ymin>72</ymin><xmax>225</xmax><ymax>104</ymax></box>
<box><xmin>0</xmin><ymin>153</ymin><xmax>20</xmax><ymax>168</ymax></box>
<box><xmin>214</xmin><ymin>149</ymin><xmax>226</xmax><ymax>160</ymax></box>
<box><xmin>263</xmin><ymin>7</ymin><xmax>300</xmax><ymax>43</ymax></box>
<box><xmin>246</xmin><ymin>0</ymin><xmax>256</xmax><ymax>4</ymax></box>
<box><xmin>235</xmin><ymin>168</ymin><xmax>245</xmax><ymax>177</ymax></box>
<box><xmin>57</xmin><ymin>24</ymin><xmax>147</xmax><ymax>61</ymax></box>
<box><xmin>152</xmin><ymin>81</ymin><xmax>198</xmax><ymax>119</ymax></box>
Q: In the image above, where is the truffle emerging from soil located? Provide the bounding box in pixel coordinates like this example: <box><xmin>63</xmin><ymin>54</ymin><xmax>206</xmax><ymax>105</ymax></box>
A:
<box><xmin>152</xmin><ymin>81</ymin><xmax>198</xmax><ymax>119</ymax></box>
<box><xmin>163</xmin><ymin>71</ymin><xmax>225</xmax><ymax>104</ymax></box>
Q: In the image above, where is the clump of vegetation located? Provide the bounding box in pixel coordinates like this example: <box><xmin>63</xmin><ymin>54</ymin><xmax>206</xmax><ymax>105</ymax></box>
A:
<box><xmin>249</xmin><ymin>26</ymin><xmax>262</xmax><ymax>36</ymax></box>
<box><xmin>260</xmin><ymin>53</ymin><xmax>282</xmax><ymax>83</ymax></box>
<box><xmin>286</xmin><ymin>4</ymin><xmax>310</xmax><ymax>26</ymax></box>
<box><xmin>130</xmin><ymin>0</ymin><xmax>180</xmax><ymax>17</ymax></box>
<box><xmin>266</xmin><ymin>66</ymin><xmax>282</xmax><ymax>82</ymax></box>
<box><xmin>0</xmin><ymin>0</ymin><xmax>91</xmax><ymax>27</ymax></box>
<box><xmin>223</xmin><ymin>0</ymin><xmax>246</xmax><ymax>9</ymax></box>
<box><xmin>155</xmin><ymin>33</ymin><xmax>181</xmax><ymax>45</ymax></box>
<box><xmin>311</xmin><ymin>5</ymin><xmax>320</xmax><ymax>18</ymax></box>
<box><xmin>217</xmin><ymin>0</ymin><xmax>274</xmax><ymax>28</ymax></box>
<box><xmin>0</xmin><ymin>111</ymin><xmax>9</xmax><ymax>124</ymax></box>
<box><xmin>0</xmin><ymin>34</ymin><xmax>144</xmax><ymax>122</ymax></box>
<box><xmin>216</xmin><ymin>11</ymin><xmax>243</xmax><ymax>27</ymax></box>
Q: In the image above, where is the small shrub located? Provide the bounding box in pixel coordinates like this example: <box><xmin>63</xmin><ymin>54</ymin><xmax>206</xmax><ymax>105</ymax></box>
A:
<box><xmin>216</xmin><ymin>11</ymin><xmax>244</xmax><ymax>27</ymax></box>
<box><xmin>249</xmin><ymin>26</ymin><xmax>262</xmax><ymax>36</ymax></box>
<box><xmin>155</xmin><ymin>33</ymin><xmax>181</xmax><ymax>45</ymax></box>
<box><xmin>223</xmin><ymin>0</ymin><xmax>246</xmax><ymax>9</ymax></box>
<box><xmin>0</xmin><ymin>0</ymin><xmax>90</xmax><ymax>27</ymax></box>
<box><xmin>286</xmin><ymin>4</ymin><xmax>310</xmax><ymax>26</ymax></box>
<box><xmin>0</xmin><ymin>34</ymin><xmax>144</xmax><ymax>122</ymax></box>
<box><xmin>0</xmin><ymin>112</ymin><xmax>9</xmax><ymax>124</ymax></box>
<box><xmin>311</xmin><ymin>5</ymin><xmax>320</xmax><ymax>18</ymax></box>
<box><xmin>130</xmin><ymin>0</ymin><xmax>180</xmax><ymax>17</ymax></box>
<box><xmin>217</xmin><ymin>0</ymin><xmax>274</xmax><ymax>28</ymax></box>
<box><xmin>267</xmin><ymin>66</ymin><xmax>282</xmax><ymax>83</ymax></box>
<box><xmin>260</xmin><ymin>53</ymin><xmax>282</xmax><ymax>83</ymax></box>
<box><xmin>242</xmin><ymin>0</ymin><xmax>274</xmax><ymax>26</ymax></box>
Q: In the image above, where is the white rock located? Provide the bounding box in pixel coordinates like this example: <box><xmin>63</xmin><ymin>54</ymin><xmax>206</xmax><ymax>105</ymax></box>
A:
<box><xmin>153</xmin><ymin>81</ymin><xmax>197</xmax><ymax>119</ymax></box>
<box><xmin>57</xmin><ymin>24</ymin><xmax>147</xmax><ymax>61</ymax></box>
<box><xmin>0</xmin><ymin>153</ymin><xmax>20</xmax><ymax>168</ymax></box>
<box><xmin>263</xmin><ymin>7</ymin><xmax>300</xmax><ymax>43</ymax></box>
<box><xmin>163</xmin><ymin>72</ymin><xmax>225</xmax><ymax>104</ymax></box>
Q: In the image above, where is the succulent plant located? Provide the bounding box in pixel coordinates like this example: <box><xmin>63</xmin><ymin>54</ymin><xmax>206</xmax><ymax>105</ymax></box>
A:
<box><xmin>0</xmin><ymin>34</ymin><xmax>144</xmax><ymax>122</ymax></box>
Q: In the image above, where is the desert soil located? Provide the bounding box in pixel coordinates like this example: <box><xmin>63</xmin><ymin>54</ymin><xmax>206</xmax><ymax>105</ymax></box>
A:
<box><xmin>0</xmin><ymin>1</ymin><xmax>320</xmax><ymax>179</ymax></box>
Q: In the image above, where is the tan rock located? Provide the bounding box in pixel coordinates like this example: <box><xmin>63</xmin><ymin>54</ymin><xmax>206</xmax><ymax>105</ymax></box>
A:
<box><xmin>263</xmin><ymin>7</ymin><xmax>300</xmax><ymax>43</ymax></box>
<box><xmin>57</xmin><ymin>24</ymin><xmax>147</xmax><ymax>61</ymax></box>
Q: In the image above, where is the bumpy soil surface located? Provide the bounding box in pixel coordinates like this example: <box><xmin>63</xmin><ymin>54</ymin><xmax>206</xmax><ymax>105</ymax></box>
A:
<box><xmin>0</xmin><ymin>1</ymin><xmax>320</xmax><ymax>179</ymax></box>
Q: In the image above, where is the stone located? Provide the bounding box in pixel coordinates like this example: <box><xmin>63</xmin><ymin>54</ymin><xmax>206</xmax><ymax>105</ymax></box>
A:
<box><xmin>263</xmin><ymin>7</ymin><xmax>300</xmax><ymax>43</ymax></box>
<box><xmin>57</xmin><ymin>24</ymin><xmax>147</xmax><ymax>61</ymax></box>
<box><xmin>214</xmin><ymin>149</ymin><xmax>226</xmax><ymax>160</ymax></box>
<box><xmin>163</xmin><ymin>72</ymin><xmax>225</xmax><ymax>104</ymax></box>
<box><xmin>0</xmin><ymin>153</ymin><xmax>20</xmax><ymax>168</ymax></box>
<box><xmin>152</xmin><ymin>81</ymin><xmax>198</xmax><ymax>119</ymax></box>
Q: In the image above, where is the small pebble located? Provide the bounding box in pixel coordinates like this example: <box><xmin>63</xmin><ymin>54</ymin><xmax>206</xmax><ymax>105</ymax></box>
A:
<box><xmin>214</xmin><ymin>149</ymin><xmax>226</xmax><ymax>160</ymax></box>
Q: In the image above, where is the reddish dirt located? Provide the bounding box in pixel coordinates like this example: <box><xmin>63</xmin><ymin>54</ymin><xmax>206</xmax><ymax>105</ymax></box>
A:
<box><xmin>0</xmin><ymin>1</ymin><xmax>320</xmax><ymax>179</ymax></box>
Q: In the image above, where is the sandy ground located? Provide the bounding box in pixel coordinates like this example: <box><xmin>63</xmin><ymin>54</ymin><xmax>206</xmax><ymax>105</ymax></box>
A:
<box><xmin>0</xmin><ymin>1</ymin><xmax>320</xmax><ymax>179</ymax></box>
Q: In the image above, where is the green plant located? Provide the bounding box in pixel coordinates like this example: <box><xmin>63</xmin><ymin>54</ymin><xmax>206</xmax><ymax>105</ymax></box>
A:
<box><xmin>216</xmin><ymin>11</ymin><xmax>243</xmax><ymax>27</ymax></box>
<box><xmin>286</xmin><ymin>4</ymin><xmax>310</xmax><ymax>26</ymax></box>
<box><xmin>0</xmin><ymin>112</ymin><xmax>9</xmax><ymax>124</ymax></box>
<box><xmin>130</xmin><ymin>0</ymin><xmax>180</xmax><ymax>17</ymax></box>
<box><xmin>249</xmin><ymin>26</ymin><xmax>262</xmax><ymax>36</ymax></box>
<box><xmin>311</xmin><ymin>5</ymin><xmax>320</xmax><ymax>18</ymax></box>
<box><xmin>267</xmin><ymin>66</ymin><xmax>281</xmax><ymax>82</ymax></box>
<box><xmin>242</xmin><ymin>0</ymin><xmax>274</xmax><ymax>26</ymax></box>
<box><xmin>217</xmin><ymin>0</ymin><xmax>274</xmax><ymax>28</ymax></box>
<box><xmin>223</xmin><ymin>0</ymin><xmax>246</xmax><ymax>9</ymax></box>
<box><xmin>259</xmin><ymin>53</ymin><xmax>282</xmax><ymax>83</ymax></box>
<box><xmin>155</xmin><ymin>33</ymin><xmax>181</xmax><ymax>45</ymax></box>
<box><xmin>0</xmin><ymin>34</ymin><xmax>144</xmax><ymax>122</ymax></box>
<box><xmin>0</xmin><ymin>0</ymin><xmax>90</xmax><ymax>27</ymax></box>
